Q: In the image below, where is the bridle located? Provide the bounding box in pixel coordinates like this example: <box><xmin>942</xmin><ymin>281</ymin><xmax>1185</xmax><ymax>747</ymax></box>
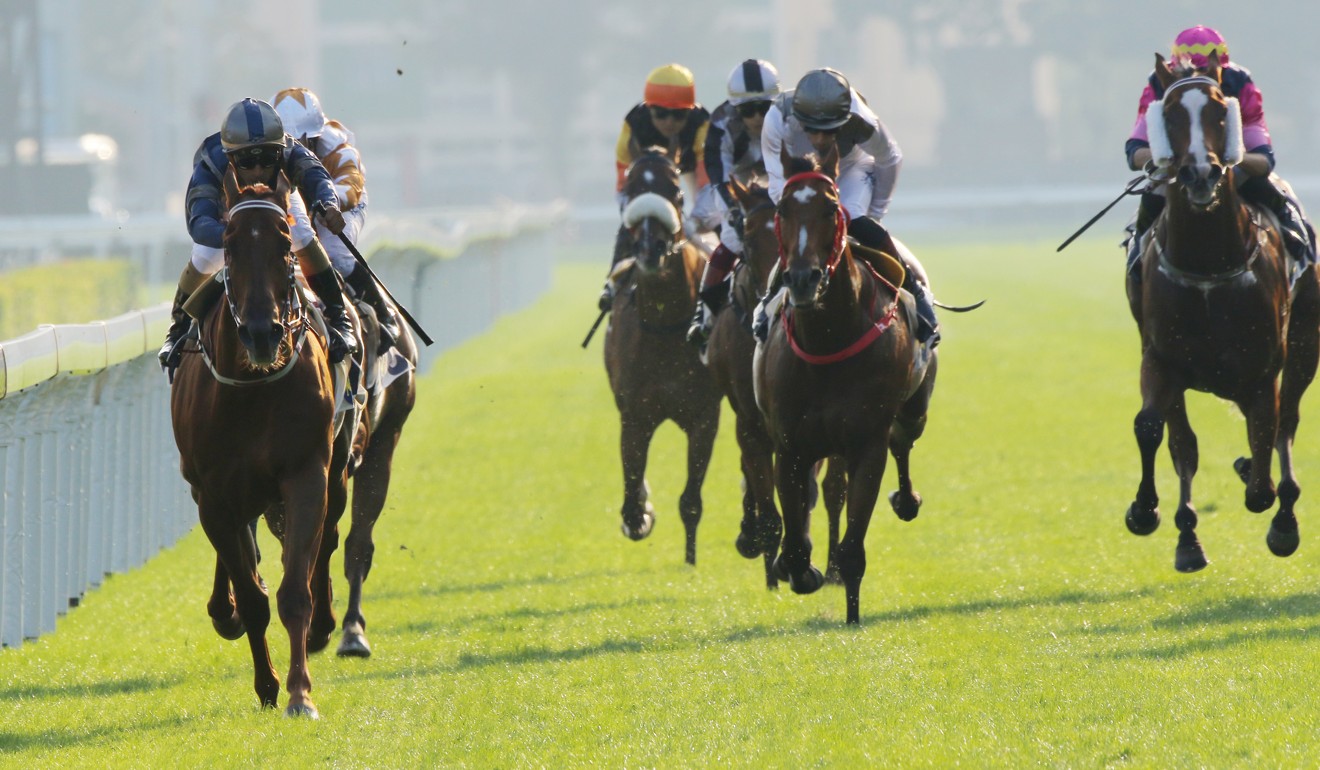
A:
<box><xmin>775</xmin><ymin>171</ymin><xmax>847</xmax><ymax>274</ymax></box>
<box><xmin>199</xmin><ymin>198</ymin><xmax>310</xmax><ymax>386</ymax></box>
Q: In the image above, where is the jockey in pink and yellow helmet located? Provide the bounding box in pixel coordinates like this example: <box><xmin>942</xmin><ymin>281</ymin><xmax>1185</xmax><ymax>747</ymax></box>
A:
<box><xmin>1123</xmin><ymin>26</ymin><xmax>1315</xmax><ymax>275</ymax></box>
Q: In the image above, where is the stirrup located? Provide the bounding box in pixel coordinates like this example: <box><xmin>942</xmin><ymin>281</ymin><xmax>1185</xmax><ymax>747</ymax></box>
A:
<box><xmin>598</xmin><ymin>282</ymin><xmax>615</xmax><ymax>312</ymax></box>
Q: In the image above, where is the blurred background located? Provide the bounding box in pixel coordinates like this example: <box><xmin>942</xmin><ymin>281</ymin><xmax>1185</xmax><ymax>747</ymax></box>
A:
<box><xmin>3</xmin><ymin>0</ymin><xmax>1319</xmax><ymax>238</ymax></box>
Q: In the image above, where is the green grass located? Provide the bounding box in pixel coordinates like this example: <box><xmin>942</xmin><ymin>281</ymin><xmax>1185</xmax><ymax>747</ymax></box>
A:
<box><xmin>4</xmin><ymin>233</ymin><xmax>1320</xmax><ymax>767</ymax></box>
<box><xmin>0</xmin><ymin>259</ymin><xmax>142</xmax><ymax>340</ymax></box>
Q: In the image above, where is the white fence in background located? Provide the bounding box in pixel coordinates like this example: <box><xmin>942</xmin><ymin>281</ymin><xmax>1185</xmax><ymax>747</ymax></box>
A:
<box><xmin>0</xmin><ymin>202</ymin><xmax>566</xmax><ymax>648</ymax></box>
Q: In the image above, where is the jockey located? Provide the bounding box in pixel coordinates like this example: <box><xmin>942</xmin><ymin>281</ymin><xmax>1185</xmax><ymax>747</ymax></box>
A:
<box><xmin>158</xmin><ymin>97</ymin><xmax>357</xmax><ymax>370</ymax></box>
<box><xmin>684</xmin><ymin>58</ymin><xmax>781</xmax><ymax>347</ymax></box>
<box><xmin>756</xmin><ymin>67</ymin><xmax>939</xmax><ymax>345</ymax></box>
<box><xmin>272</xmin><ymin>87</ymin><xmax>399</xmax><ymax>352</ymax></box>
<box><xmin>598</xmin><ymin>64</ymin><xmax>711</xmax><ymax>311</ymax></box>
<box><xmin>1125</xmin><ymin>25</ymin><xmax>1315</xmax><ymax>274</ymax></box>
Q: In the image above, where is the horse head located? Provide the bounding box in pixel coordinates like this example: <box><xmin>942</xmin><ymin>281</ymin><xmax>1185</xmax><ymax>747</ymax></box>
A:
<box><xmin>776</xmin><ymin>145</ymin><xmax>845</xmax><ymax>308</ymax></box>
<box><xmin>221</xmin><ymin>167</ymin><xmax>296</xmax><ymax>368</ymax></box>
<box><xmin>730</xmin><ymin>178</ymin><xmax>778</xmax><ymax>295</ymax></box>
<box><xmin>1148</xmin><ymin>52</ymin><xmax>1244</xmax><ymax>211</ymax></box>
<box><xmin>621</xmin><ymin>149</ymin><xmax>686</xmax><ymax>272</ymax></box>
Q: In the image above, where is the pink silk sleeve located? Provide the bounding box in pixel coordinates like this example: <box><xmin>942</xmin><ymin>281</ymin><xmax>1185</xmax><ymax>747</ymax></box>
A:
<box><xmin>1237</xmin><ymin>82</ymin><xmax>1272</xmax><ymax>149</ymax></box>
<box><xmin>1129</xmin><ymin>85</ymin><xmax>1158</xmax><ymax>143</ymax></box>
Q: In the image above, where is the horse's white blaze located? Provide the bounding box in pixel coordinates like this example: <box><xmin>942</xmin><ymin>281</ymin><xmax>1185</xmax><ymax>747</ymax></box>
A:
<box><xmin>1179</xmin><ymin>89</ymin><xmax>1210</xmax><ymax>167</ymax></box>
<box><xmin>792</xmin><ymin>186</ymin><xmax>817</xmax><ymax>204</ymax></box>
<box><xmin>643</xmin><ymin>169</ymin><xmax>655</xmax><ymax>183</ymax></box>
<box><xmin>797</xmin><ymin>225</ymin><xmax>808</xmax><ymax>256</ymax></box>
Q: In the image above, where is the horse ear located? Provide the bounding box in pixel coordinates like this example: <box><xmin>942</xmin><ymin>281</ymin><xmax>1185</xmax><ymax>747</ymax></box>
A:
<box><xmin>222</xmin><ymin>164</ymin><xmax>241</xmax><ymax>208</ymax></box>
<box><xmin>727</xmin><ymin>178</ymin><xmax>749</xmax><ymax>206</ymax></box>
<box><xmin>821</xmin><ymin>142</ymin><xmax>840</xmax><ymax>180</ymax></box>
<box><xmin>1154</xmin><ymin>52</ymin><xmax>1177</xmax><ymax>90</ymax></box>
<box><xmin>1205</xmin><ymin>51</ymin><xmax>1223</xmax><ymax>83</ymax></box>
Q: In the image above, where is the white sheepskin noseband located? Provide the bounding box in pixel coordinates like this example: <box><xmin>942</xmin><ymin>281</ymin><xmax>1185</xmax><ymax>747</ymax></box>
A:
<box><xmin>622</xmin><ymin>192</ymin><xmax>681</xmax><ymax>234</ymax></box>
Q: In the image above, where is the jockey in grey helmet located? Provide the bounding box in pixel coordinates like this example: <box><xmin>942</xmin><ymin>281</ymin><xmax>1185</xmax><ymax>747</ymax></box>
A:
<box><xmin>159</xmin><ymin>97</ymin><xmax>358</xmax><ymax>373</ymax></box>
<box><xmin>756</xmin><ymin>67</ymin><xmax>940</xmax><ymax>346</ymax></box>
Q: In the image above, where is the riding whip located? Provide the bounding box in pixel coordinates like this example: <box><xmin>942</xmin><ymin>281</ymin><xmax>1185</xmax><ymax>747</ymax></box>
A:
<box><xmin>332</xmin><ymin>230</ymin><xmax>434</xmax><ymax>346</ymax></box>
<box><xmin>581</xmin><ymin>309</ymin><xmax>607</xmax><ymax>348</ymax></box>
<box><xmin>1056</xmin><ymin>174</ymin><xmax>1148</xmax><ymax>253</ymax></box>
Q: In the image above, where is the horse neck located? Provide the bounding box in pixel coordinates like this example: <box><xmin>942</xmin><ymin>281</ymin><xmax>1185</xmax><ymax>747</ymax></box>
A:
<box><xmin>633</xmin><ymin>244</ymin><xmax>698</xmax><ymax>320</ymax></box>
<box><xmin>1164</xmin><ymin>176</ymin><xmax>1252</xmax><ymax>274</ymax></box>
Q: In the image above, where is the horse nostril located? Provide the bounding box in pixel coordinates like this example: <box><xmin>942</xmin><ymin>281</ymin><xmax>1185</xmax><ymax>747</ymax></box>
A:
<box><xmin>810</xmin><ymin>268</ymin><xmax>824</xmax><ymax>284</ymax></box>
<box><xmin>1178</xmin><ymin>166</ymin><xmax>1196</xmax><ymax>185</ymax></box>
<box><xmin>1208</xmin><ymin>165</ymin><xmax>1223</xmax><ymax>183</ymax></box>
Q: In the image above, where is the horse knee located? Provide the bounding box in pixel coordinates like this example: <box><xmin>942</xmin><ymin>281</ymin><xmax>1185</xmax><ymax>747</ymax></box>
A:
<box><xmin>1134</xmin><ymin>410</ymin><xmax>1164</xmax><ymax>451</ymax></box>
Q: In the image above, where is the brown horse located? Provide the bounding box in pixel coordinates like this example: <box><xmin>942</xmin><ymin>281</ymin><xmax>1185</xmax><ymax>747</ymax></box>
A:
<box><xmin>1124</xmin><ymin>53</ymin><xmax>1320</xmax><ymax>572</ymax></box>
<box><xmin>170</xmin><ymin>171</ymin><xmax>355</xmax><ymax>717</ymax></box>
<box><xmin>754</xmin><ymin>153</ymin><xmax>936</xmax><ymax>624</ymax></box>
<box><xmin>334</xmin><ymin>294</ymin><xmax>418</xmax><ymax>657</ymax></box>
<box><xmin>706</xmin><ymin>180</ymin><xmax>847</xmax><ymax>588</ymax></box>
<box><xmin>604</xmin><ymin>152</ymin><xmax>720</xmax><ymax>562</ymax></box>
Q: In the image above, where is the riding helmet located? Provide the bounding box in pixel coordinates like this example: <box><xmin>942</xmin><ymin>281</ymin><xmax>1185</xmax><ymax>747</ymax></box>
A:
<box><xmin>791</xmin><ymin>68</ymin><xmax>852</xmax><ymax>131</ymax></box>
<box><xmin>643</xmin><ymin>64</ymin><xmax>696</xmax><ymax>109</ymax></box>
<box><xmin>271</xmin><ymin>88</ymin><xmax>328</xmax><ymax>140</ymax></box>
<box><xmin>1172</xmin><ymin>26</ymin><xmax>1228</xmax><ymax>69</ymax></box>
<box><xmin>726</xmin><ymin>59</ymin><xmax>780</xmax><ymax>106</ymax></box>
<box><xmin>219</xmin><ymin>98</ymin><xmax>286</xmax><ymax>153</ymax></box>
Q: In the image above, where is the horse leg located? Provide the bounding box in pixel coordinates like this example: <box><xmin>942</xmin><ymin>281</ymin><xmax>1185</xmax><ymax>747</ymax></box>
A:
<box><xmin>772</xmin><ymin>449</ymin><xmax>824</xmax><ymax>594</ymax></box>
<box><xmin>208</xmin><ymin>555</ymin><xmax>245</xmax><ymax>640</ymax></box>
<box><xmin>277</xmin><ymin>466</ymin><xmax>329</xmax><ymax>719</ymax></box>
<box><xmin>888</xmin><ymin>360</ymin><xmax>934</xmax><ymax>522</ymax></box>
<box><xmin>733</xmin><ymin>414</ymin><xmax>782</xmax><ymax>590</ymax></box>
<box><xmin>308</xmin><ymin>480</ymin><xmax>346</xmax><ymax>655</ymax></box>
<box><xmin>339</xmin><ymin>424</ymin><xmax>404</xmax><ymax>658</ymax></box>
<box><xmin>199</xmin><ymin>506</ymin><xmax>278</xmax><ymax>708</ymax></box>
<box><xmin>677</xmin><ymin>406</ymin><xmax>719</xmax><ymax>566</ymax></box>
<box><xmin>839</xmin><ymin>443</ymin><xmax>889</xmax><ymax>625</ymax></box>
<box><xmin>1266</xmin><ymin>283</ymin><xmax>1318</xmax><ymax>556</ymax></box>
<box><xmin>821</xmin><ymin>458</ymin><xmax>847</xmax><ymax>585</ymax></box>
<box><xmin>1127</xmin><ymin>354</ymin><xmax>1175</xmax><ymax>536</ymax></box>
<box><xmin>1236</xmin><ymin>383</ymin><xmax>1279</xmax><ymax>514</ymax></box>
<box><xmin>1165</xmin><ymin>395</ymin><xmax>1207</xmax><ymax>572</ymax></box>
<box><xmin>619</xmin><ymin>412</ymin><xmax>661</xmax><ymax>541</ymax></box>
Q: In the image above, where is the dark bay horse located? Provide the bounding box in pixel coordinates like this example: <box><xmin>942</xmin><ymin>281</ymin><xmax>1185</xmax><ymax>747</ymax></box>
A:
<box><xmin>706</xmin><ymin>180</ymin><xmax>846</xmax><ymax>588</ymax></box>
<box><xmin>1125</xmin><ymin>53</ymin><xmax>1320</xmax><ymax>572</ymax></box>
<box><xmin>334</xmin><ymin>296</ymin><xmax>418</xmax><ymax>657</ymax></box>
<box><xmin>170</xmin><ymin>172</ymin><xmax>354</xmax><ymax>717</ymax></box>
<box><xmin>604</xmin><ymin>152</ymin><xmax>721</xmax><ymax>563</ymax></box>
<box><xmin>754</xmin><ymin>154</ymin><xmax>936</xmax><ymax>624</ymax></box>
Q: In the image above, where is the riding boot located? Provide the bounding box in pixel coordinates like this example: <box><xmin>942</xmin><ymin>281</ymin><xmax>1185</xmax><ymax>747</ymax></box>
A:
<box><xmin>1241</xmin><ymin>176</ymin><xmax>1316</xmax><ymax>265</ymax></box>
<box><xmin>686</xmin><ymin>277</ymin><xmax>731</xmax><ymax>347</ymax></box>
<box><xmin>345</xmin><ymin>266</ymin><xmax>398</xmax><ymax>354</ymax></box>
<box><xmin>307</xmin><ymin>267</ymin><xmax>358</xmax><ymax>364</ymax></box>
<box><xmin>1126</xmin><ymin>192</ymin><xmax>1166</xmax><ymax>277</ymax></box>
<box><xmin>905</xmin><ymin>276</ymin><xmax>941</xmax><ymax>347</ymax></box>
<box><xmin>600</xmin><ymin>224</ymin><xmax>632</xmax><ymax>311</ymax></box>
<box><xmin>752</xmin><ymin>261</ymin><xmax>783</xmax><ymax>343</ymax></box>
<box><xmin>158</xmin><ymin>263</ymin><xmax>211</xmax><ymax>373</ymax></box>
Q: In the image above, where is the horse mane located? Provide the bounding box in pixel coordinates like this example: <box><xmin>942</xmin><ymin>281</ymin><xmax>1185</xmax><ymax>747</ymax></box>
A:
<box><xmin>783</xmin><ymin>155</ymin><xmax>821</xmax><ymax>177</ymax></box>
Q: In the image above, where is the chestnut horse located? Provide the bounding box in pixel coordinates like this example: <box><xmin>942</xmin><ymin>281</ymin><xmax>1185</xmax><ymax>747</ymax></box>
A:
<box><xmin>754</xmin><ymin>154</ymin><xmax>937</xmax><ymax>624</ymax></box>
<box><xmin>706</xmin><ymin>180</ymin><xmax>847</xmax><ymax>588</ymax></box>
<box><xmin>604</xmin><ymin>152</ymin><xmax>720</xmax><ymax>562</ymax></box>
<box><xmin>334</xmin><ymin>295</ymin><xmax>418</xmax><ymax>657</ymax></box>
<box><xmin>1124</xmin><ymin>54</ymin><xmax>1320</xmax><ymax>571</ymax></box>
<box><xmin>170</xmin><ymin>172</ymin><xmax>354</xmax><ymax>717</ymax></box>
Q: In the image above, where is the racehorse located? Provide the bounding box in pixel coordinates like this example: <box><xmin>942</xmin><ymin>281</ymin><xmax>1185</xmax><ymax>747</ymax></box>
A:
<box><xmin>1124</xmin><ymin>53</ymin><xmax>1320</xmax><ymax>571</ymax></box>
<box><xmin>604</xmin><ymin>152</ymin><xmax>721</xmax><ymax>563</ymax></box>
<box><xmin>706</xmin><ymin>180</ymin><xmax>846</xmax><ymax>588</ymax></box>
<box><xmin>170</xmin><ymin>170</ymin><xmax>355</xmax><ymax>717</ymax></box>
<box><xmin>754</xmin><ymin>151</ymin><xmax>937</xmax><ymax>624</ymax></box>
<box><xmin>334</xmin><ymin>289</ymin><xmax>418</xmax><ymax>657</ymax></box>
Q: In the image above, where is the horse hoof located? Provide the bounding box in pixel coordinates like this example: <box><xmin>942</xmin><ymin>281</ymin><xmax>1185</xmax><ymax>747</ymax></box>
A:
<box><xmin>1125</xmin><ymin>503</ymin><xmax>1160</xmax><ymax>536</ymax></box>
<box><xmin>1267</xmin><ymin>524</ymin><xmax>1300</xmax><ymax>557</ymax></box>
<box><xmin>735</xmin><ymin>531</ymin><xmax>762</xmax><ymax>559</ymax></box>
<box><xmin>788</xmin><ymin>565</ymin><xmax>826</xmax><ymax>595</ymax></box>
<box><xmin>1174</xmin><ymin>534</ymin><xmax>1208</xmax><ymax>573</ymax></box>
<box><xmin>889</xmin><ymin>490</ymin><xmax>922</xmax><ymax>521</ymax></box>
<box><xmin>211</xmin><ymin>616</ymin><xmax>246</xmax><ymax>641</ymax></box>
<box><xmin>621</xmin><ymin>511</ymin><xmax>654</xmax><ymax>541</ymax></box>
<box><xmin>337</xmin><ymin>630</ymin><xmax>373</xmax><ymax>658</ymax></box>
<box><xmin>285</xmin><ymin>702</ymin><xmax>320</xmax><ymax>719</ymax></box>
<box><xmin>1233</xmin><ymin>456</ymin><xmax>1252</xmax><ymax>484</ymax></box>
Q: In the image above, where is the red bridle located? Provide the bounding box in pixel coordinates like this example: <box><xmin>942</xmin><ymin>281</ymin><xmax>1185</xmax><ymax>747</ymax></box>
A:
<box><xmin>775</xmin><ymin>172</ymin><xmax>848</xmax><ymax>274</ymax></box>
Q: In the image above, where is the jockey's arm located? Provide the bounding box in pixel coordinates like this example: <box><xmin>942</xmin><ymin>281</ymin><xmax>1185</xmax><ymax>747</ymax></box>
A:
<box><xmin>761</xmin><ymin>104</ymin><xmax>788</xmax><ymax>204</ymax></box>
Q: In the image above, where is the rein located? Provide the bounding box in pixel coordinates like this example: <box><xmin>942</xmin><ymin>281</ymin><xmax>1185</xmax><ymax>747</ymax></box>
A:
<box><xmin>782</xmin><ymin>254</ymin><xmax>900</xmax><ymax>365</ymax></box>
